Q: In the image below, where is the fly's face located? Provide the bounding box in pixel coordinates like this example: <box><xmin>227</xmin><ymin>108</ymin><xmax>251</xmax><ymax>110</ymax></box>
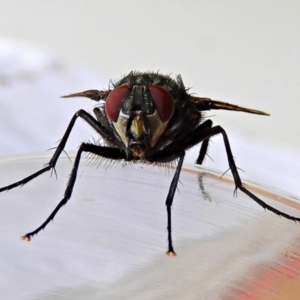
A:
<box><xmin>105</xmin><ymin>84</ymin><xmax>175</xmax><ymax>159</ymax></box>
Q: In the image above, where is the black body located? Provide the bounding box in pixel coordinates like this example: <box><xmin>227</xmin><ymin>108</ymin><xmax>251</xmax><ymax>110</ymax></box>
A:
<box><xmin>0</xmin><ymin>71</ymin><xmax>298</xmax><ymax>256</ymax></box>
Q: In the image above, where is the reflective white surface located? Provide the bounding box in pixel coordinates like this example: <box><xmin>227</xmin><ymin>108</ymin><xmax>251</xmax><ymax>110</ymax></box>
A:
<box><xmin>1</xmin><ymin>152</ymin><xmax>300</xmax><ymax>299</ymax></box>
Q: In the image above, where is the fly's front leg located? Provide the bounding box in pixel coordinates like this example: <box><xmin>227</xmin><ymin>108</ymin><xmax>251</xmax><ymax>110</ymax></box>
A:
<box><xmin>0</xmin><ymin>110</ymin><xmax>106</xmax><ymax>193</ymax></box>
<box><xmin>22</xmin><ymin>143</ymin><xmax>126</xmax><ymax>240</ymax></box>
<box><xmin>165</xmin><ymin>151</ymin><xmax>185</xmax><ymax>256</ymax></box>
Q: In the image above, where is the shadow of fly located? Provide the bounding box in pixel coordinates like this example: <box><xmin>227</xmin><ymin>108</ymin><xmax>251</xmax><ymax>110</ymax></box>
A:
<box><xmin>1</xmin><ymin>71</ymin><xmax>298</xmax><ymax>256</ymax></box>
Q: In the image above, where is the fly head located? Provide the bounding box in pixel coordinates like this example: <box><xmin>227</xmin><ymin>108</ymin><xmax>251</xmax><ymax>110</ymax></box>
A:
<box><xmin>105</xmin><ymin>80</ymin><xmax>175</xmax><ymax>159</ymax></box>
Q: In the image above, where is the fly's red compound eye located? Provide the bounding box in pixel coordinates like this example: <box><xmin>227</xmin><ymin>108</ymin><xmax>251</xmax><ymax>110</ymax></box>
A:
<box><xmin>105</xmin><ymin>85</ymin><xmax>130</xmax><ymax>122</ymax></box>
<box><xmin>149</xmin><ymin>85</ymin><xmax>175</xmax><ymax>122</ymax></box>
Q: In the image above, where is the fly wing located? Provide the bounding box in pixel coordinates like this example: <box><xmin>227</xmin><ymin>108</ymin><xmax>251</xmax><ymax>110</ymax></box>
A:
<box><xmin>61</xmin><ymin>90</ymin><xmax>110</xmax><ymax>101</ymax></box>
<box><xmin>191</xmin><ymin>96</ymin><xmax>269</xmax><ymax>116</ymax></box>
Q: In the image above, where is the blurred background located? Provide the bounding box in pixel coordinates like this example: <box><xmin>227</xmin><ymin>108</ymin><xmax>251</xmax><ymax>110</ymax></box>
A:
<box><xmin>0</xmin><ymin>1</ymin><xmax>299</xmax><ymax>194</ymax></box>
<box><xmin>1</xmin><ymin>2</ymin><xmax>300</xmax><ymax>299</ymax></box>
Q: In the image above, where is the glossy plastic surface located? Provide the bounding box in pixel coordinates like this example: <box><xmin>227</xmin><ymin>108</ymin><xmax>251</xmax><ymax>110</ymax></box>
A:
<box><xmin>0</xmin><ymin>152</ymin><xmax>300</xmax><ymax>299</ymax></box>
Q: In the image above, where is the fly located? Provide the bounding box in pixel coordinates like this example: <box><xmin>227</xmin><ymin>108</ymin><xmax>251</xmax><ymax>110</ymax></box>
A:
<box><xmin>0</xmin><ymin>71</ymin><xmax>298</xmax><ymax>256</ymax></box>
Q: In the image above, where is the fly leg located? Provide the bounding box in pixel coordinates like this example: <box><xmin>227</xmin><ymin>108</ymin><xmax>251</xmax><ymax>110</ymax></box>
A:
<box><xmin>195</xmin><ymin>120</ymin><xmax>213</xmax><ymax>165</ymax></box>
<box><xmin>160</xmin><ymin>122</ymin><xmax>300</xmax><ymax>248</ymax></box>
<box><xmin>22</xmin><ymin>143</ymin><xmax>126</xmax><ymax>240</ymax></box>
<box><xmin>0</xmin><ymin>109</ymin><xmax>115</xmax><ymax>192</ymax></box>
<box><xmin>186</xmin><ymin>125</ymin><xmax>300</xmax><ymax>222</ymax></box>
<box><xmin>165</xmin><ymin>151</ymin><xmax>185</xmax><ymax>256</ymax></box>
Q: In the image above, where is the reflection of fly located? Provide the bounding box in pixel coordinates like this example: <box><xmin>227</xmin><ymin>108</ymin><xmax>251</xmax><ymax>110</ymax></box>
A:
<box><xmin>1</xmin><ymin>71</ymin><xmax>299</xmax><ymax>256</ymax></box>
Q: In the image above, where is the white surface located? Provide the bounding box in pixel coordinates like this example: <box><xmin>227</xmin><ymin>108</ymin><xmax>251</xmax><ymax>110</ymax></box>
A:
<box><xmin>0</xmin><ymin>153</ymin><xmax>300</xmax><ymax>299</ymax></box>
